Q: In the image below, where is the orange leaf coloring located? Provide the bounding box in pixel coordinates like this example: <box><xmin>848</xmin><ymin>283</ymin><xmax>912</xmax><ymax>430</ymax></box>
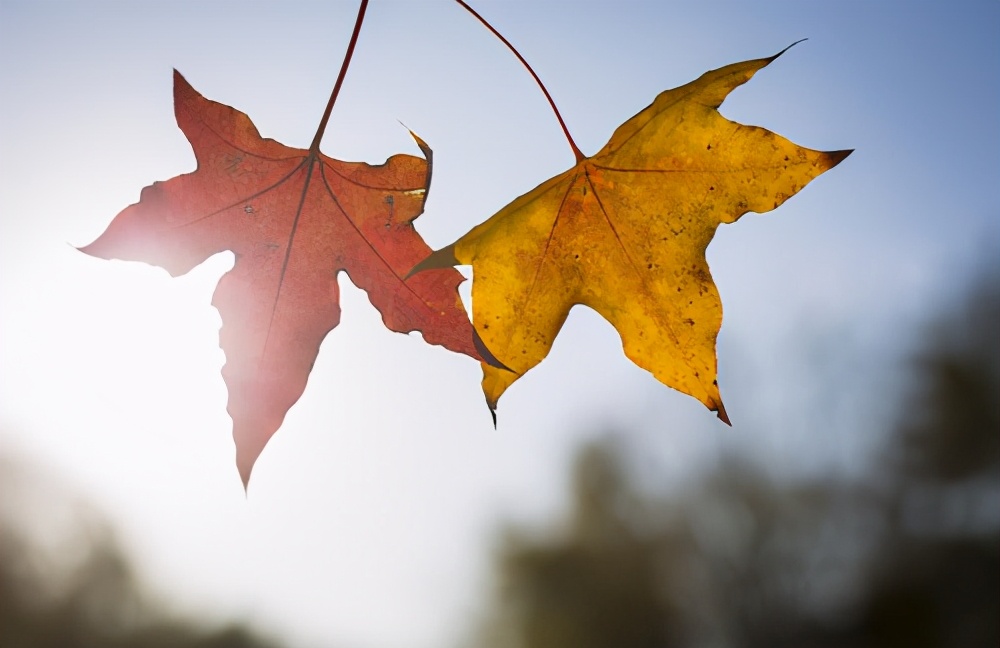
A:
<box><xmin>82</xmin><ymin>72</ymin><xmax>492</xmax><ymax>486</ymax></box>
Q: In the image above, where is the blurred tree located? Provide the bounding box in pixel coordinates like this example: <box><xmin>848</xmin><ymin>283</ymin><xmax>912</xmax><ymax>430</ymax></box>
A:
<box><xmin>898</xmin><ymin>269</ymin><xmax>1000</xmax><ymax>483</ymax></box>
<box><xmin>856</xmin><ymin>268</ymin><xmax>1000</xmax><ymax>648</ymax></box>
<box><xmin>469</xmin><ymin>269</ymin><xmax>999</xmax><ymax>648</ymax></box>
<box><xmin>474</xmin><ymin>445</ymin><xmax>683</xmax><ymax>648</ymax></box>
<box><xmin>0</xmin><ymin>457</ymin><xmax>285</xmax><ymax>648</ymax></box>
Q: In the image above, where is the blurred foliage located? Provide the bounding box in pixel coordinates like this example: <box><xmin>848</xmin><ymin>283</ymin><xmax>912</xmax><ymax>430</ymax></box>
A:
<box><xmin>470</xmin><ymin>270</ymin><xmax>999</xmax><ymax>648</ymax></box>
<box><xmin>1</xmin><ymin>270</ymin><xmax>996</xmax><ymax>648</ymax></box>
<box><xmin>898</xmin><ymin>270</ymin><xmax>1000</xmax><ymax>482</ymax></box>
<box><xmin>0</xmin><ymin>459</ymin><xmax>284</xmax><ymax>648</ymax></box>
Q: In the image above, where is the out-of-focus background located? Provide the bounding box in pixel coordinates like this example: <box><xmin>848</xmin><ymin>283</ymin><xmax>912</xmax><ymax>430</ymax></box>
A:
<box><xmin>1</xmin><ymin>1</ymin><xmax>997</xmax><ymax>647</ymax></box>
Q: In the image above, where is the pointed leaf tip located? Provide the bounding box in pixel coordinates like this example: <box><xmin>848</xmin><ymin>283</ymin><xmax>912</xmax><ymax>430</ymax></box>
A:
<box><xmin>405</xmin><ymin>127</ymin><xmax>432</xmax><ymax>158</ymax></box>
<box><xmin>482</xmin><ymin>392</ymin><xmax>498</xmax><ymax>428</ymax></box>
<box><xmin>77</xmin><ymin>240</ymin><xmax>98</xmax><ymax>258</ymax></box>
<box><xmin>716</xmin><ymin>401</ymin><xmax>732</xmax><ymax>426</ymax></box>
<box><xmin>236</xmin><ymin>437</ymin><xmax>268</xmax><ymax>493</ymax></box>
<box><xmin>826</xmin><ymin>149</ymin><xmax>854</xmax><ymax>167</ymax></box>
<box><xmin>239</xmin><ymin>469</ymin><xmax>251</xmax><ymax>492</ymax></box>
<box><xmin>406</xmin><ymin>244</ymin><xmax>459</xmax><ymax>278</ymax></box>
<box><xmin>770</xmin><ymin>38</ymin><xmax>808</xmax><ymax>62</ymax></box>
<box><xmin>172</xmin><ymin>69</ymin><xmax>199</xmax><ymax>115</ymax></box>
<box><xmin>172</xmin><ymin>68</ymin><xmax>189</xmax><ymax>89</ymax></box>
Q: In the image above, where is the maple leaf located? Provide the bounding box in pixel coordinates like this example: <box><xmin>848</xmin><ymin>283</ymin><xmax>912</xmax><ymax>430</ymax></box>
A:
<box><xmin>81</xmin><ymin>70</ymin><xmax>498</xmax><ymax>486</ymax></box>
<box><xmin>413</xmin><ymin>45</ymin><xmax>851</xmax><ymax>423</ymax></box>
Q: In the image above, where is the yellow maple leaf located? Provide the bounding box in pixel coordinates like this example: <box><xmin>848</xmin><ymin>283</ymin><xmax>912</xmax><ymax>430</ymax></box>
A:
<box><xmin>413</xmin><ymin>46</ymin><xmax>851</xmax><ymax>423</ymax></box>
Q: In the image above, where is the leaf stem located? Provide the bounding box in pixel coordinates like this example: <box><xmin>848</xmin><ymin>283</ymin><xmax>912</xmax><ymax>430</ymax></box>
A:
<box><xmin>309</xmin><ymin>0</ymin><xmax>370</xmax><ymax>153</ymax></box>
<box><xmin>453</xmin><ymin>0</ymin><xmax>585</xmax><ymax>163</ymax></box>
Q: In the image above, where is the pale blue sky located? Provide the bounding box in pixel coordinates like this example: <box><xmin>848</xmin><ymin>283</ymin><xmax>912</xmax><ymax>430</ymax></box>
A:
<box><xmin>1</xmin><ymin>1</ymin><xmax>997</xmax><ymax>646</ymax></box>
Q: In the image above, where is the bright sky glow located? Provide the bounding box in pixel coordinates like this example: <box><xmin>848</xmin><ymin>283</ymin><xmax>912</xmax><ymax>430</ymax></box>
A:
<box><xmin>1</xmin><ymin>1</ymin><xmax>997</xmax><ymax>646</ymax></box>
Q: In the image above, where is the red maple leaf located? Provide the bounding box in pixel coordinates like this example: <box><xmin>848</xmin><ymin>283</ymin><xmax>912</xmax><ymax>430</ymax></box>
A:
<box><xmin>82</xmin><ymin>56</ymin><xmax>495</xmax><ymax>486</ymax></box>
